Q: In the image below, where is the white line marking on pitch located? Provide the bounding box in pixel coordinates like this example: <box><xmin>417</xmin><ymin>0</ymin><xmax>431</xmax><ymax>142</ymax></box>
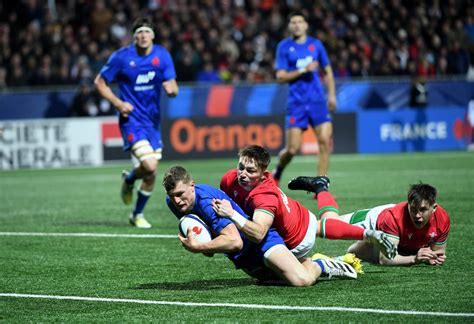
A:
<box><xmin>0</xmin><ymin>232</ymin><xmax>176</xmax><ymax>238</ymax></box>
<box><xmin>0</xmin><ymin>293</ymin><xmax>472</xmax><ymax>318</ymax></box>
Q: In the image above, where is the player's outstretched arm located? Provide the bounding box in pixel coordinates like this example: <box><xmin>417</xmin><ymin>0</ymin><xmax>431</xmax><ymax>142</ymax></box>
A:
<box><xmin>378</xmin><ymin>238</ymin><xmax>440</xmax><ymax>266</ymax></box>
<box><xmin>178</xmin><ymin>224</ymin><xmax>242</xmax><ymax>254</ymax></box>
<box><xmin>213</xmin><ymin>199</ymin><xmax>272</xmax><ymax>244</ymax></box>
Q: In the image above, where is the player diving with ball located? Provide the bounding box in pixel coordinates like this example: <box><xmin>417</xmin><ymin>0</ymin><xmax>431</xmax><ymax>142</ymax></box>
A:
<box><xmin>163</xmin><ymin>165</ymin><xmax>392</xmax><ymax>286</ymax></box>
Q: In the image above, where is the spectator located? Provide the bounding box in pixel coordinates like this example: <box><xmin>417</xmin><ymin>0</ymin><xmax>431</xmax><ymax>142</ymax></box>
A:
<box><xmin>409</xmin><ymin>76</ymin><xmax>428</xmax><ymax>108</ymax></box>
<box><xmin>0</xmin><ymin>0</ymin><xmax>472</xmax><ymax>88</ymax></box>
<box><xmin>69</xmin><ymin>80</ymin><xmax>112</xmax><ymax>117</ymax></box>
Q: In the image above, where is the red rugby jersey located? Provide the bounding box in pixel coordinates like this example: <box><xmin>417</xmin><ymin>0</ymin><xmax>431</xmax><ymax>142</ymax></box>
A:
<box><xmin>377</xmin><ymin>202</ymin><xmax>450</xmax><ymax>255</ymax></box>
<box><xmin>220</xmin><ymin>169</ymin><xmax>310</xmax><ymax>249</ymax></box>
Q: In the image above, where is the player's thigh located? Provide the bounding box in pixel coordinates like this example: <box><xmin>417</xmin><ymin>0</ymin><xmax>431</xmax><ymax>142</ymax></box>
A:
<box><xmin>285</xmin><ymin>127</ymin><xmax>304</xmax><ymax>151</ymax></box>
<box><xmin>131</xmin><ymin>140</ymin><xmax>156</xmax><ymax>166</ymax></box>
<box><xmin>264</xmin><ymin>245</ymin><xmax>316</xmax><ymax>286</ymax></box>
<box><xmin>314</xmin><ymin>122</ymin><xmax>333</xmax><ymax>143</ymax></box>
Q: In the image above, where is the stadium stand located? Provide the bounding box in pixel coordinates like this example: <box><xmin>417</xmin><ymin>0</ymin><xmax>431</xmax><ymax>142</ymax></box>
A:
<box><xmin>0</xmin><ymin>0</ymin><xmax>472</xmax><ymax>87</ymax></box>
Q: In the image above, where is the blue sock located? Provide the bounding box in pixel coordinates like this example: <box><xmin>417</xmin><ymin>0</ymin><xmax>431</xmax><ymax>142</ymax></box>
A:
<box><xmin>125</xmin><ymin>170</ymin><xmax>137</xmax><ymax>185</ymax></box>
<box><xmin>133</xmin><ymin>189</ymin><xmax>152</xmax><ymax>215</ymax></box>
<box><xmin>273</xmin><ymin>165</ymin><xmax>284</xmax><ymax>180</ymax></box>
<box><xmin>313</xmin><ymin>259</ymin><xmax>326</xmax><ymax>273</ymax></box>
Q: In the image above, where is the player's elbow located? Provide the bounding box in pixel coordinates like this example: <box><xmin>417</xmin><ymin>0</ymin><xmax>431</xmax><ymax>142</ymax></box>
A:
<box><xmin>232</xmin><ymin>237</ymin><xmax>244</xmax><ymax>251</ymax></box>
<box><xmin>378</xmin><ymin>255</ymin><xmax>399</xmax><ymax>266</ymax></box>
<box><xmin>275</xmin><ymin>71</ymin><xmax>286</xmax><ymax>83</ymax></box>
<box><xmin>378</xmin><ymin>257</ymin><xmax>390</xmax><ymax>265</ymax></box>
<box><xmin>253</xmin><ymin>231</ymin><xmax>268</xmax><ymax>244</ymax></box>
<box><xmin>276</xmin><ymin>75</ymin><xmax>286</xmax><ymax>84</ymax></box>
<box><xmin>94</xmin><ymin>75</ymin><xmax>105</xmax><ymax>91</ymax></box>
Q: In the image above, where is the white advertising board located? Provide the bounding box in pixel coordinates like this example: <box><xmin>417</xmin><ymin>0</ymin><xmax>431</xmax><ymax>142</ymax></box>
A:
<box><xmin>0</xmin><ymin>118</ymin><xmax>103</xmax><ymax>169</ymax></box>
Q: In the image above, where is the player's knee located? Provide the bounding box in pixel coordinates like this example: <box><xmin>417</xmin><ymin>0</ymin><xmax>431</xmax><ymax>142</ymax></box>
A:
<box><xmin>286</xmin><ymin>272</ymin><xmax>316</xmax><ymax>287</ymax></box>
<box><xmin>132</xmin><ymin>141</ymin><xmax>161</xmax><ymax>170</ymax></box>
<box><xmin>291</xmin><ymin>276</ymin><xmax>316</xmax><ymax>287</ymax></box>
<box><xmin>317</xmin><ymin>136</ymin><xmax>331</xmax><ymax>148</ymax></box>
<box><xmin>287</xmin><ymin>147</ymin><xmax>299</xmax><ymax>156</ymax></box>
<box><xmin>142</xmin><ymin>158</ymin><xmax>157</xmax><ymax>174</ymax></box>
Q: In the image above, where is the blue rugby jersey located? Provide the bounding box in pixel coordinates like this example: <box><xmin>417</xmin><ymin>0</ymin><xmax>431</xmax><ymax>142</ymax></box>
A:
<box><xmin>275</xmin><ymin>36</ymin><xmax>330</xmax><ymax>105</ymax></box>
<box><xmin>166</xmin><ymin>184</ymin><xmax>241</xmax><ymax>237</ymax></box>
<box><xmin>99</xmin><ymin>44</ymin><xmax>176</xmax><ymax>127</ymax></box>
<box><xmin>166</xmin><ymin>184</ymin><xmax>285</xmax><ymax>271</ymax></box>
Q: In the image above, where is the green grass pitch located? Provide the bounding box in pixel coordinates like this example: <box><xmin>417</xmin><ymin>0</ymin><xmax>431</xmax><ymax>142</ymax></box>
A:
<box><xmin>1</xmin><ymin>151</ymin><xmax>473</xmax><ymax>322</ymax></box>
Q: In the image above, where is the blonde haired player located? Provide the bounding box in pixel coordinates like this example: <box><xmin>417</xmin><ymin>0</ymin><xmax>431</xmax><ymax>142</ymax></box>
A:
<box><xmin>95</xmin><ymin>18</ymin><xmax>178</xmax><ymax>228</ymax></box>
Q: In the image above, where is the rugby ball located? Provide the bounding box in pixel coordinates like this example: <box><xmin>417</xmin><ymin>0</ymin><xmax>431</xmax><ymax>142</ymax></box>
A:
<box><xmin>178</xmin><ymin>214</ymin><xmax>212</xmax><ymax>243</ymax></box>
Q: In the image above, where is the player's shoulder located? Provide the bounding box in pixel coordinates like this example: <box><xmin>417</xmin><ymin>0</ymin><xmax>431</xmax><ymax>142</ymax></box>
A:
<box><xmin>434</xmin><ymin>204</ymin><xmax>450</xmax><ymax>221</ymax></box>
<box><xmin>250</xmin><ymin>178</ymin><xmax>278</xmax><ymax>197</ymax></box>
<box><xmin>221</xmin><ymin>169</ymin><xmax>237</xmax><ymax>182</ymax></box>
<box><xmin>307</xmin><ymin>36</ymin><xmax>326</xmax><ymax>48</ymax></box>
<box><xmin>152</xmin><ymin>44</ymin><xmax>171</xmax><ymax>55</ymax></box>
<box><xmin>378</xmin><ymin>202</ymin><xmax>405</xmax><ymax>221</ymax></box>
<box><xmin>109</xmin><ymin>44</ymin><xmax>135</xmax><ymax>62</ymax></box>
<box><xmin>115</xmin><ymin>44</ymin><xmax>135</xmax><ymax>56</ymax></box>
<box><xmin>307</xmin><ymin>35</ymin><xmax>321</xmax><ymax>43</ymax></box>
<box><xmin>277</xmin><ymin>37</ymin><xmax>295</xmax><ymax>48</ymax></box>
<box><xmin>196</xmin><ymin>183</ymin><xmax>229</xmax><ymax>199</ymax></box>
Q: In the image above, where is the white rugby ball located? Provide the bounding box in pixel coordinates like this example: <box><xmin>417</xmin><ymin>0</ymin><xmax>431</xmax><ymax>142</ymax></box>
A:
<box><xmin>178</xmin><ymin>214</ymin><xmax>212</xmax><ymax>243</ymax></box>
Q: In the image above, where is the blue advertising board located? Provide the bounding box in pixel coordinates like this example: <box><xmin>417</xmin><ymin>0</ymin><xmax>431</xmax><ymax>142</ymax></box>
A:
<box><xmin>358</xmin><ymin>108</ymin><xmax>469</xmax><ymax>153</ymax></box>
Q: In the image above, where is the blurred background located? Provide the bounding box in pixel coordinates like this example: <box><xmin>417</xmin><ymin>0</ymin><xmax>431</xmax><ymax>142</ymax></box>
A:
<box><xmin>0</xmin><ymin>0</ymin><xmax>473</xmax><ymax>169</ymax></box>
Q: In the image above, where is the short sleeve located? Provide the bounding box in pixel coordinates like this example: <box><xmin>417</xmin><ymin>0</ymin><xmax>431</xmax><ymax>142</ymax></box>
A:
<box><xmin>377</xmin><ymin>209</ymin><xmax>401</xmax><ymax>240</ymax></box>
<box><xmin>161</xmin><ymin>49</ymin><xmax>177</xmax><ymax>81</ymax></box>
<box><xmin>275</xmin><ymin>41</ymin><xmax>289</xmax><ymax>71</ymax></box>
<box><xmin>99</xmin><ymin>50</ymin><xmax>122</xmax><ymax>84</ymax></box>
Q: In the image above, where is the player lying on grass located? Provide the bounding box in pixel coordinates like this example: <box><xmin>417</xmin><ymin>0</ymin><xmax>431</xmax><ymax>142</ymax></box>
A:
<box><xmin>215</xmin><ymin>145</ymin><xmax>396</xmax><ymax>265</ymax></box>
<box><xmin>288</xmin><ymin>176</ymin><xmax>450</xmax><ymax>266</ymax></box>
<box><xmin>162</xmin><ymin>165</ymin><xmax>360</xmax><ymax>287</ymax></box>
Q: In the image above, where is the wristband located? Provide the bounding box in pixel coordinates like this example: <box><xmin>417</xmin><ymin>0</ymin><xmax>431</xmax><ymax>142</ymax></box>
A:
<box><xmin>298</xmin><ymin>67</ymin><xmax>306</xmax><ymax>74</ymax></box>
<box><xmin>230</xmin><ymin>210</ymin><xmax>248</xmax><ymax>228</ymax></box>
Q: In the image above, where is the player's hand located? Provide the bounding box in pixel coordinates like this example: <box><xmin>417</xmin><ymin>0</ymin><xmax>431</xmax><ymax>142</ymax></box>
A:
<box><xmin>117</xmin><ymin>101</ymin><xmax>134</xmax><ymax>118</ymax></box>
<box><xmin>430</xmin><ymin>251</ymin><xmax>446</xmax><ymax>265</ymax></box>
<box><xmin>306</xmin><ymin>61</ymin><xmax>319</xmax><ymax>72</ymax></box>
<box><xmin>178</xmin><ymin>229</ymin><xmax>202</xmax><ymax>253</ymax></box>
<box><xmin>328</xmin><ymin>94</ymin><xmax>337</xmax><ymax>112</ymax></box>
<box><xmin>212</xmin><ymin>199</ymin><xmax>234</xmax><ymax>218</ymax></box>
<box><xmin>415</xmin><ymin>247</ymin><xmax>439</xmax><ymax>264</ymax></box>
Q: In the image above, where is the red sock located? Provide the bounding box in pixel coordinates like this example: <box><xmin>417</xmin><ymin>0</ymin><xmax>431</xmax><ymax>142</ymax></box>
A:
<box><xmin>319</xmin><ymin>218</ymin><xmax>365</xmax><ymax>240</ymax></box>
<box><xmin>317</xmin><ymin>191</ymin><xmax>339</xmax><ymax>218</ymax></box>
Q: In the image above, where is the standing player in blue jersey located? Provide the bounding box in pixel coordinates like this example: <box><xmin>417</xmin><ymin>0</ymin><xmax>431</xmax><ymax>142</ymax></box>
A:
<box><xmin>162</xmin><ymin>165</ymin><xmax>359</xmax><ymax>287</ymax></box>
<box><xmin>95</xmin><ymin>18</ymin><xmax>178</xmax><ymax>228</ymax></box>
<box><xmin>272</xmin><ymin>11</ymin><xmax>336</xmax><ymax>186</ymax></box>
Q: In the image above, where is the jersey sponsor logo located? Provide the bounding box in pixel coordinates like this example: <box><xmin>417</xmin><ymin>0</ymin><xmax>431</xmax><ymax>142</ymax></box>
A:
<box><xmin>134</xmin><ymin>85</ymin><xmax>155</xmax><ymax>91</ymax></box>
<box><xmin>296</xmin><ymin>56</ymin><xmax>313</xmax><ymax>69</ymax></box>
<box><xmin>136</xmin><ymin>71</ymin><xmax>156</xmax><ymax>84</ymax></box>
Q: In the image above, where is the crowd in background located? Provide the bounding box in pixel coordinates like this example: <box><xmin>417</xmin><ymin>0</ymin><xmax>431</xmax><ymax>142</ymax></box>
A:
<box><xmin>0</xmin><ymin>0</ymin><xmax>473</xmax><ymax>89</ymax></box>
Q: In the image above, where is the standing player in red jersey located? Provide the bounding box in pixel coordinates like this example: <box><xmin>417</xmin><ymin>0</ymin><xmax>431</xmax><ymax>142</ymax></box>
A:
<box><xmin>215</xmin><ymin>145</ymin><xmax>396</xmax><ymax>263</ymax></box>
<box><xmin>288</xmin><ymin>178</ymin><xmax>450</xmax><ymax>266</ymax></box>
